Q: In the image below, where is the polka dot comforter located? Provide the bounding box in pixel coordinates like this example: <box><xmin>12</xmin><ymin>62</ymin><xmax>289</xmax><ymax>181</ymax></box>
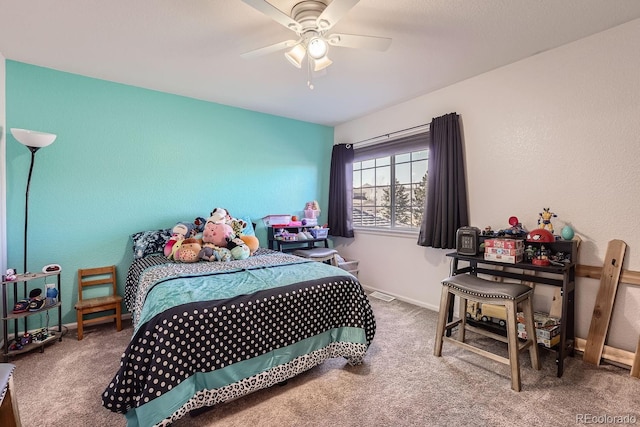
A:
<box><xmin>103</xmin><ymin>249</ymin><xmax>376</xmax><ymax>427</ymax></box>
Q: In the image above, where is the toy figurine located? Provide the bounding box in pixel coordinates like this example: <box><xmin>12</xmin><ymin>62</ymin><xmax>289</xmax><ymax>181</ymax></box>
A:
<box><xmin>532</xmin><ymin>245</ymin><xmax>551</xmax><ymax>266</ymax></box>
<box><xmin>524</xmin><ymin>245</ymin><xmax>536</xmax><ymax>262</ymax></box>
<box><xmin>498</xmin><ymin>216</ymin><xmax>527</xmax><ymax>238</ymax></box>
<box><xmin>5</xmin><ymin>268</ymin><xmax>17</xmax><ymax>281</ymax></box>
<box><xmin>481</xmin><ymin>226</ymin><xmax>495</xmax><ymax>236</ymax></box>
<box><xmin>538</xmin><ymin>208</ymin><xmax>557</xmax><ymax>234</ymax></box>
<box><xmin>46</xmin><ymin>283</ymin><xmax>59</xmax><ymax>307</ymax></box>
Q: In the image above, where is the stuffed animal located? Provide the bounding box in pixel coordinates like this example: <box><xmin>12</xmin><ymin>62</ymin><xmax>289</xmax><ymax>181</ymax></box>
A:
<box><xmin>230</xmin><ymin>218</ymin><xmax>247</xmax><ymax>236</ymax></box>
<box><xmin>164</xmin><ymin>222</ymin><xmax>192</xmax><ymax>257</ymax></box>
<box><xmin>226</xmin><ymin>237</ymin><xmax>250</xmax><ymax>260</ymax></box>
<box><xmin>169</xmin><ymin>238</ymin><xmax>184</xmax><ymax>260</ymax></box>
<box><xmin>193</xmin><ymin>217</ymin><xmax>206</xmax><ymax>236</ymax></box>
<box><xmin>199</xmin><ymin>243</ymin><xmax>233</xmax><ymax>262</ymax></box>
<box><xmin>202</xmin><ymin>218</ymin><xmax>234</xmax><ymax>247</ymax></box>
<box><xmin>240</xmin><ymin>235</ymin><xmax>260</xmax><ymax>255</ymax></box>
<box><xmin>198</xmin><ymin>243</ymin><xmax>218</xmax><ymax>261</ymax></box>
<box><xmin>209</xmin><ymin>207</ymin><xmax>231</xmax><ymax>224</ymax></box>
<box><xmin>174</xmin><ymin>238</ymin><xmax>201</xmax><ymax>262</ymax></box>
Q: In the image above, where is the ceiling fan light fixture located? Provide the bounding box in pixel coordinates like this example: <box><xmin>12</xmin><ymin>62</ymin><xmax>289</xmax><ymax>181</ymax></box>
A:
<box><xmin>284</xmin><ymin>43</ymin><xmax>306</xmax><ymax>68</ymax></box>
<box><xmin>313</xmin><ymin>55</ymin><xmax>333</xmax><ymax>71</ymax></box>
<box><xmin>307</xmin><ymin>36</ymin><xmax>328</xmax><ymax>59</ymax></box>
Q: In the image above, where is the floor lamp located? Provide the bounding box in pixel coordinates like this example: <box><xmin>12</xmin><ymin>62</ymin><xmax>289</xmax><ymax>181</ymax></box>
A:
<box><xmin>10</xmin><ymin>128</ymin><xmax>57</xmax><ymax>274</ymax></box>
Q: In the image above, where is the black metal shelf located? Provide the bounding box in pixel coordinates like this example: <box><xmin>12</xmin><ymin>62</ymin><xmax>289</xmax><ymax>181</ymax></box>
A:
<box><xmin>2</xmin><ymin>270</ymin><xmax>63</xmax><ymax>361</ymax></box>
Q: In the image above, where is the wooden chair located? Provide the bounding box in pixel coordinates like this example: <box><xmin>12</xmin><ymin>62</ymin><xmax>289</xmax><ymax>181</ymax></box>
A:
<box><xmin>74</xmin><ymin>265</ymin><xmax>122</xmax><ymax>341</ymax></box>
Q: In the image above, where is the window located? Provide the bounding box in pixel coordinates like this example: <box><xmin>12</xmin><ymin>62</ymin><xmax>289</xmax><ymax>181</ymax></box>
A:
<box><xmin>352</xmin><ymin>131</ymin><xmax>428</xmax><ymax>230</ymax></box>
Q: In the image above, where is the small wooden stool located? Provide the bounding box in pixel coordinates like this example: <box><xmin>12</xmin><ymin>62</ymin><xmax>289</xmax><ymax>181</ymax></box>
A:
<box><xmin>292</xmin><ymin>247</ymin><xmax>338</xmax><ymax>266</ymax></box>
<box><xmin>433</xmin><ymin>274</ymin><xmax>540</xmax><ymax>391</ymax></box>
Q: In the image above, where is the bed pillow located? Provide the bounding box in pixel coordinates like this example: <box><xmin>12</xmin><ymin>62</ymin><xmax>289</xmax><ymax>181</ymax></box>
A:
<box><xmin>131</xmin><ymin>228</ymin><xmax>172</xmax><ymax>259</ymax></box>
<box><xmin>237</xmin><ymin>216</ymin><xmax>256</xmax><ymax>236</ymax></box>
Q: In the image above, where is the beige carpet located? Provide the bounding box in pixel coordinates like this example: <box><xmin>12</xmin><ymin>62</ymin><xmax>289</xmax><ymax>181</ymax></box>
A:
<box><xmin>8</xmin><ymin>296</ymin><xmax>640</xmax><ymax>427</ymax></box>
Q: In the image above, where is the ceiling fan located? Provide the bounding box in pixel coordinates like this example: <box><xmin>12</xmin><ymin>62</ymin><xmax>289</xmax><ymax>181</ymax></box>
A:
<box><xmin>240</xmin><ymin>0</ymin><xmax>392</xmax><ymax>78</ymax></box>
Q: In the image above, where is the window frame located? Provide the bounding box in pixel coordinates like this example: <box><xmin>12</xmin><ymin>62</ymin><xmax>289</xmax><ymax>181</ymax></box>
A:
<box><xmin>352</xmin><ymin>130</ymin><xmax>429</xmax><ymax>233</ymax></box>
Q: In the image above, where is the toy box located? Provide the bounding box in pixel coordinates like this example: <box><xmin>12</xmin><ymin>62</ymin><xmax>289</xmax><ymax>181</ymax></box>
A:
<box><xmin>484</xmin><ymin>252</ymin><xmax>523</xmax><ymax>263</ymax></box>
<box><xmin>517</xmin><ymin>327</ymin><xmax>561</xmax><ymax>348</ymax></box>
<box><xmin>263</xmin><ymin>215</ymin><xmax>292</xmax><ymax>226</ymax></box>
<box><xmin>485</xmin><ymin>247</ymin><xmax>524</xmax><ymax>256</ymax></box>
<box><xmin>517</xmin><ymin>323</ymin><xmax>560</xmax><ymax>340</ymax></box>
<box><xmin>483</xmin><ymin>238</ymin><xmax>525</xmax><ymax>249</ymax></box>
<box><xmin>304</xmin><ymin>209</ymin><xmax>320</xmax><ymax>219</ymax></box>
<box><xmin>517</xmin><ymin>311</ymin><xmax>561</xmax><ymax>328</ymax></box>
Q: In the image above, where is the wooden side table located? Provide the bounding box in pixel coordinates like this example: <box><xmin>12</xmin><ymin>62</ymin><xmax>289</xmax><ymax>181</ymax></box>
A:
<box><xmin>0</xmin><ymin>363</ymin><xmax>21</xmax><ymax>427</ymax></box>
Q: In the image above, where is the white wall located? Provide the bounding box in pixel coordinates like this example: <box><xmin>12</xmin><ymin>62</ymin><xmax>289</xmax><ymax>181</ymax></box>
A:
<box><xmin>334</xmin><ymin>19</ymin><xmax>640</xmax><ymax>352</ymax></box>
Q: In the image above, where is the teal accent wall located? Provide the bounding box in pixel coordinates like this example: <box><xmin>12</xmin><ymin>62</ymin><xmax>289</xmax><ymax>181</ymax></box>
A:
<box><xmin>5</xmin><ymin>61</ymin><xmax>333</xmax><ymax>328</ymax></box>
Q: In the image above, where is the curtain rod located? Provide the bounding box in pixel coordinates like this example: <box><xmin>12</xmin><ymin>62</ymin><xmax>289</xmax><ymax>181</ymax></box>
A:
<box><xmin>352</xmin><ymin>123</ymin><xmax>430</xmax><ymax>148</ymax></box>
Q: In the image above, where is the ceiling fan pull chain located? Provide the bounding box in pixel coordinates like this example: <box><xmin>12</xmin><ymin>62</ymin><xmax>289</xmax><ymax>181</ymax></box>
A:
<box><xmin>307</xmin><ymin>55</ymin><xmax>314</xmax><ymax>90</ymax></box>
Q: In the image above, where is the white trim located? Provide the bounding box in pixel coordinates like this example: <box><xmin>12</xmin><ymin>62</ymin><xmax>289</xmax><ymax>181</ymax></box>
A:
<box><xmin>1</xmin><ymin>52</ymin><xmax>6</xmax><ymax>273</ymax></box>
<box><xmin>360</xmin><ymin>283</ymin><xmax>439</xmax><ymax>312</ymax></box>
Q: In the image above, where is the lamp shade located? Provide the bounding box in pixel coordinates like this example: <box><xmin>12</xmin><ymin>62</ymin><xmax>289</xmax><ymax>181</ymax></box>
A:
<box><xmin>313</xmin><ymin>55</ymin><xmax>333</xmax><ymax>71</ymax></box>
<box><xmin>10</xmin><ymin>128</ymin><xmax>57</xmax><ymax>148</ymax></box>
<box><xmin>284</xmin><ymin>44</ymin><xmax>306</xmax><ymax>68</ymax></box>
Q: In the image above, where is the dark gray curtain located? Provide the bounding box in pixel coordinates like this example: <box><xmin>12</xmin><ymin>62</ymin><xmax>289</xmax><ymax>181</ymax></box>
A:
<box><xmin>327</xmin><ymin>144</ymin><xmax>354</xmax><ymax>238</ymax></box>
<box><xmin>417</xmin><ymin>112</ymin><xmax>469</xmax><ymax>248</ymax></box>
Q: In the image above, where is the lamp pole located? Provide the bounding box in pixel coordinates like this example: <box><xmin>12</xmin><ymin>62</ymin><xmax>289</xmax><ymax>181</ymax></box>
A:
<box><xmin>23</xmin><ymin>146</ymin><xmax>40</xmax><ymax>274</ymax></box>
<box><xmin>10</xmin><ymin>128</ymin><xmax>57</xmax><ymax>274</ymax></box>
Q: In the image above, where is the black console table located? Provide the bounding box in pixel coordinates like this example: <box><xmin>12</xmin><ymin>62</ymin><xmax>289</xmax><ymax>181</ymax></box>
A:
<box><xmin>267</xmin><ymin>226</ymin><xmax>329</xmax><ymax>252</ymax></box>
<box><xmin>446</xmin><ymin>238</ymin><xmax>578</xmax><ymax>377</ymax></box>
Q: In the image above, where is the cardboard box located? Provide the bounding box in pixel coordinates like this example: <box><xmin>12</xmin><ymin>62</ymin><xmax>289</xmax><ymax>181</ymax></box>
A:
<box><xmin>533</xmin><ymin>312</ymin><xmax>561</xmax><ymax>328</ymax></box>
<box><xmin>538</xmin><ymin>335</ymin><xmax>561</xmax><ymax>348</ymax></box>
<box><xmin>483</xmin><ymin>238</ymin><xmax>524</xmax><ymax>249</ymax></box>
<box><xmin>517</xmin><ymin>323</ymin><xmax>560</xmax><ymax>340</ymax></box>
<box><xmin>484</xmin><ymin>252</ymin><xmax>523</xmax><ymax>263</ymax></box>
<box><xmin>517</xmin><ymin>313</ymin><xmax>561</xmax><ymax>348</ymax></box>
<box><xmin>517</xmin><ymin>329</ymin><xmax>560</xmax><ymax>348</ymax></box>
<box><xmin>485</xmin><ymin>247</ymin><xmax>524</xmax><ymax>256</ymax></box>
<box><xmin>517</xmin><ymin>312</ymin><xmax>561</xmax><ymax>328</ymax></box>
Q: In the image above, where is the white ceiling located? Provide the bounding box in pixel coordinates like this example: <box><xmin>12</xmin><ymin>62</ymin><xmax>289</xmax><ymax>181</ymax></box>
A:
<box><xmin>2</xmin><ymin>0</ymin><xmax>640</xmax><ymax>126</ymax></box>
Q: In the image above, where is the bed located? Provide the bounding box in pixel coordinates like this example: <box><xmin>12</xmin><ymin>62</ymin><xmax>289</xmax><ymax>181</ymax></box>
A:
<box><xmin>102</xmin><ymin>247</ymin><xmax>376</xmax><ymax>427</ymax></box>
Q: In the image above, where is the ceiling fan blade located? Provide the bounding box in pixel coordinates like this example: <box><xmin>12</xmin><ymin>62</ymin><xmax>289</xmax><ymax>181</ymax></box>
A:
<box><xmin>327</xmin><ymin>33</ymin><xmax>392</xmax><ymax>51</ymax></box>
<box><xmin>241</xmin><ymin>0</ymin><xmax>302</xmax><ymax>33</ymax></box>
<box><xmin>241</xmin><ymin>39</ymin><xmax>299</xmax><ymax>59</ymax></box>
<box><xmin>316</xmin><ymin>0</ymin><xmax>360</xmax><ymax>31</ymax></box>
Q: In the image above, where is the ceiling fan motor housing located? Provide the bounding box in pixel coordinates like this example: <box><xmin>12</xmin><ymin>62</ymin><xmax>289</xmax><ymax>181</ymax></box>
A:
<box><xmin>291</xmin><ymin>1</ymin><xmax>329</xmax><ymax>32</ymax></box>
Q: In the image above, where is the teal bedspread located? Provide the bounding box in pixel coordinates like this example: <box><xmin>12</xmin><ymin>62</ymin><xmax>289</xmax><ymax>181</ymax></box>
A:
<box><xmin>103</xmin><ymin>250</ymin><xmax>376</xmax><ymax>427</ymax></box>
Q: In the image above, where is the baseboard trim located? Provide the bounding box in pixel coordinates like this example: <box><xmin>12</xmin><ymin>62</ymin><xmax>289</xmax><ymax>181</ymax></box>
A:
<box><xmin>360</xmin><ymin>284</ymin><xmax>439</xmax><ymax>312</ymax></box>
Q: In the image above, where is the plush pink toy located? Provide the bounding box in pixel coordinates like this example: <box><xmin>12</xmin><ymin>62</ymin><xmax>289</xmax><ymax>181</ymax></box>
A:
<box><xmin>202</xmin><ymin>218</ymin><xmax>234</xmax><ymax>247</ymax></box>
<box><xmin>164</xmin><ymin>223</ymin><xmax>190</xmax><ymax>257</ymax></box>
